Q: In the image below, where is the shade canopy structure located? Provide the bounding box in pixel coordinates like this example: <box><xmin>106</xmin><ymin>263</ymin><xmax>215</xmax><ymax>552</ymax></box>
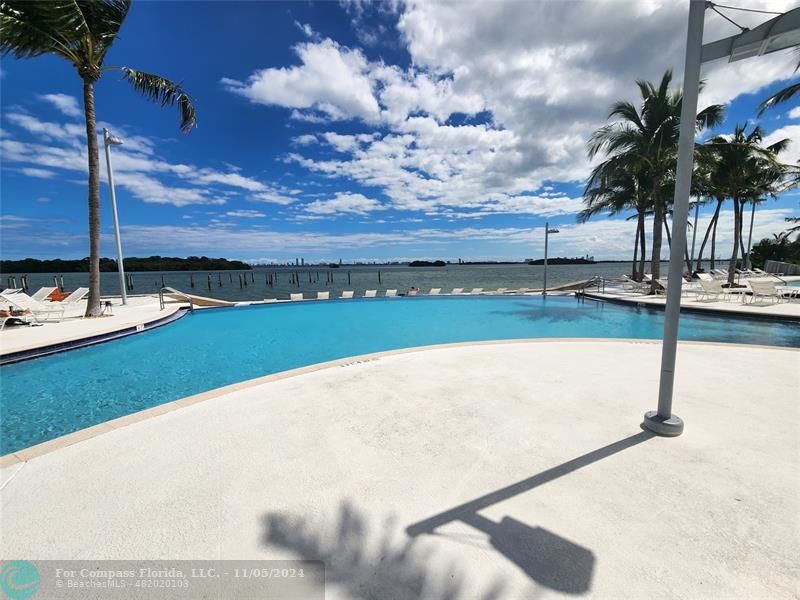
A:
<box><xmin>702</xmin><ymin>6</ymin><xmax>800</xmax><ymax>64</ymax></box>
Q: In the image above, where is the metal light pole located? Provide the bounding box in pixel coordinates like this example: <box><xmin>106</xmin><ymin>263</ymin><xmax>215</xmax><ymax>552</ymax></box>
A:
<box><xmin>542</xmin><ymin>222</ymin><xmax>559</xmax><ymax>296</ymax></box>
<box><xmin>103</xmin><ymin>128</ymin><xmax>127</xmax><ymax>305</ymax></box>
<box><xmin>644</xmin><ymin>2</ymin><xmax>800</xmax><ymax>437</ymax></box>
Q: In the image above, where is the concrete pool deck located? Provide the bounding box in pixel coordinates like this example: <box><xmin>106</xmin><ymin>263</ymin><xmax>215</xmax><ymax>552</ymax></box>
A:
<box><xmin>585</xmin><ymin>285</ymin><xmax>800</xmax><ymax>321</ymax></box>
<box><xmin>1</xmin><ymin>340</ymin><xmax>797</xmax><ymax>599</ymax></box>
<box><xmin>0</xmin><ymin>295</ymin><xmax>182</xmax><ymax>357</ymax></box>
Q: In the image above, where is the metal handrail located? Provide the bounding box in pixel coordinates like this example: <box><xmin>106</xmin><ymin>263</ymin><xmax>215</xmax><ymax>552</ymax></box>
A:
<box><xmin>159</xmin><ymin>287</ymin><xmax>194</xmax><ymax>313</ymax></box>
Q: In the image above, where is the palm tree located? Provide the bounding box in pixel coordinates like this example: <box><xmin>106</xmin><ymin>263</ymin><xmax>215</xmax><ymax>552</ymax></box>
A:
<box><xmin>581</xmin><ymin>154</ymin><xmax>650</xmax><ymax>280</ymax></box>
<box><xmin>758</xmin><ymin>50</ymin><xmax>800</xmax><ymax>114</ymax></box>
<box><xmin>0</xmin><ymin>1</ymin><xmax>197</xmax><ymax>316</ymax></box>
<box><xmin>588</xmin><ymin>70</ymin><xmax>724</xmax><ymax>292</ymax></box>
<box><xmin>703</xmin><ymin>124</ymin><xmax>789</xmax><ymax>285</ymax></box>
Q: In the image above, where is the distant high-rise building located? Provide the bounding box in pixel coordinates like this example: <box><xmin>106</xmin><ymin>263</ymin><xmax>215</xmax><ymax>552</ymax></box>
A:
<box><xmin>301</xmin><ymin>258</ymin><xmax>304</xmax><ymax>266</ymax></box>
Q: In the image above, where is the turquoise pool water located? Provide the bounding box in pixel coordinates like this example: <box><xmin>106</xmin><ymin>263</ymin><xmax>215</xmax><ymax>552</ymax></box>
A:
<box><xmin>2</xmin><ymin>296</ymin><xmax>798</xmax><ymax>453</ymax></box>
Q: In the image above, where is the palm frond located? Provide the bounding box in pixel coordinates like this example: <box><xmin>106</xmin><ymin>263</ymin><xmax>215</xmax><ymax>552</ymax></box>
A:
<box><xmin>75</xmin><ymin>0</ymin><xmax>130</xmax><ymax>62</ymax></box>
<box><xmin>117</xmin><ymin>67</ymin><xmax>197</xmax><ymax>132</ymax></box>
<box><xmin>0</xmin><ymin>0</ymin><xmax>86</xmax><ymax>63</ymax></box>
<box><xmin>758</xmin><ymin>80</ymin><xmax>800</xmax><ymax>115</ymax></box>
<box><xmin>695</xmin><ymin>103</ymin><xmax>725</xmax><ymax>131</ymax></box>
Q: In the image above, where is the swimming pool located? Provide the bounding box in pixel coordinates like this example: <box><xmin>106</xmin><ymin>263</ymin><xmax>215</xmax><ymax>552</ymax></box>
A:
<box><xmin>2</xmin><ymin>295</ymin><xmax>798</xmax><ymax>454</ymax></box>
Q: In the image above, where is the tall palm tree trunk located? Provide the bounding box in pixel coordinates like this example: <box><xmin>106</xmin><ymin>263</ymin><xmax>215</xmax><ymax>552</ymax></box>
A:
<box><xmin>631</xmin><ymin>217</ymin><xmax>641</xmax><ymax>280</ymax></box>
<box><xmin>637</xmin><ymin>211</ymin><xmax>646</xmax><ymax>281</ymax></box>
<box><xmin>710</xmin><ymin>213</ymin><xmax>719</xmax><ymax>269</ymax></box>
<box><xmin>662</xmin><ymin>216</ymin><xmax>691</xmax><ymax>274</ymax></box>
<box><xmin>695</xmin><ymin>199</ymin><xmax>722</xmax><ymax>271</ymax></box>
<box><xmin>650</xmin><ymin>188</ymin><xmax>664</xmax><ymax>293</ymax></box>
<box><xmin>82</xmin><ymin>77</ymin><xmax>103</xmax><ymax>317</ymax></box>
<box><xmin>727</xmin><ymin>198</ymin><xmax>741</xmax><ymax>285</ymax></box>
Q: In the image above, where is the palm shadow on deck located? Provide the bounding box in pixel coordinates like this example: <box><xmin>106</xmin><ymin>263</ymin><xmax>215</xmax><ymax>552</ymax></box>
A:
<box><xmin>263</xmin><ymin>431</ymin><xmax>653</xmax><ymax>598</ymax></box>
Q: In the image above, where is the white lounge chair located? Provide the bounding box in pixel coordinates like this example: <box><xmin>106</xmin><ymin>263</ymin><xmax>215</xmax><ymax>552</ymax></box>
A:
<box><xmin>495</xmin><ymin>288</ymin><xmax>508</xmax><ymax>294</ymax></box>
<box><xmin>696</xmin><ymin>279</ymin><xmax>729</xmax><ymax>302</ymax></box>
<box><xmin>469</xmin><ymin>288</ymin><xmax>483</xmax><ymax>295</ymax></box>
<box><xmin>428</xmin><ymin>288</ymin><xmax>441</xmax><ymax>295</ymax></box>
<box><xmin>341</xmin><ymin>291</ymin><xmax>354</xmax><ymax>299</ymax></box>
<box><xmin>316</xmin><ymin>291</ymin><xmax>330</xmax><ymax>300</ymax></box>
<box><xmin>385</xmin><ymin>289</ymin><xmax>397</xmax><ymax>297</ymax></box>
<box><xmin>451</xmin><ymin>288</ymin><xmax>464</xmax><ymax>295</ymax></box>
<box><xmin>31</xmin><ymin>287</ymin><xmax>56</xmax><ymax>301</ymax></box>
<box><xmin>60</xmin><ymin>287</ymin><xmax>88</xmax><ymax>305</ymax></box>
<box><xmin>744</xmin><ymin>281</ymin><xmax>784</xmax><ymax>304</ymax></box>
<box><xmin>620</xmin><ymin>274</ymin><xmax>649</xmax><ymax>293</ymax></box>
<box><xmin>364</xmin><ymin>290</ymin><xmax>377</xmax><ymax>298</ymax></box>
<box><xmin>0</xmin><ymin>291</ymin><xmax>66</xmax><ymax>321</ymax></box>
<box><xmin>290</xmin><ymin>293</ymin><xmax>303</xmax><ymax>301</ymax></box>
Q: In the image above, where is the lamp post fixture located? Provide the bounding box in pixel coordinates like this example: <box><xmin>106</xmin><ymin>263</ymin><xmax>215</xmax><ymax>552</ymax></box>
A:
<box><xmin>644</xmin><ymin>1</ymin><xmax>800</xmax><ymax>437</ymax></box>
<box><xmin>103</xmin><ymin>128</ymin><xmax>127</xmax><ymax>306</ymax></box>
<box><xmin>542</xmin><ymin>222</ymin><xmax>560</xmax><ymax>296</ymax></box>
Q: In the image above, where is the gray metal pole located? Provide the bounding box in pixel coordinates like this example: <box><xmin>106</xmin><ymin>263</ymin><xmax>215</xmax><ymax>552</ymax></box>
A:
<box><xmin>744</xmin><ymin>200</ymin><xmax>757</xmax><ymax>270</ymax></box>
<box><xmin>644</xmin><ymin>0</ymin><xmax>706</xmax><ymax>437</ymax></box>
<box><xmin>689</xmin><ymin>201</ymin><xmax>699</xmax><ymax>273</ymax></box>
<box><xmin>103</xmin><ymin>128</ymin><xmax>128</xmax><ymax>305</ymax></box>
<box><xmin>543</xmin><ymin>222</ymin><xmax>549</xmax><ymax>296</ymax></box>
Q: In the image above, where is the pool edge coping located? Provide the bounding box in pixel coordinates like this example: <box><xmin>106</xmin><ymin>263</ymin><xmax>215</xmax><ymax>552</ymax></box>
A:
<box><xmin>2</xmin><ymin>337</ymin><xmax>796</xmax><ymax>467</ymax></box>
<box><xmin>0</xmin><ymin>304</ymin><xmax>187</xmax><ymax>364</ymax></box>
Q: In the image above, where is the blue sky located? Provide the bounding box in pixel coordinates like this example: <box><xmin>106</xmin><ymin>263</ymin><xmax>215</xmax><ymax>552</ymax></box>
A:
<box><xmin>1</xmin><ymin>0</ymin><xmax>798</xmax><ymax>263</ymax></box>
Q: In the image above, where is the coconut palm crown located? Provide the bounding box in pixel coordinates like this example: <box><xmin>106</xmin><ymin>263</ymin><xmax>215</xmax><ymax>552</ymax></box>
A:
<box><xmin>0</xmin><ymin>0</ymin><xmax>197</xmax><ymax>316</ymax></box>
<box><xmin>587</xmin><ymin>70</ymin><xmax>725</xmax><ymax>290</ymax></box>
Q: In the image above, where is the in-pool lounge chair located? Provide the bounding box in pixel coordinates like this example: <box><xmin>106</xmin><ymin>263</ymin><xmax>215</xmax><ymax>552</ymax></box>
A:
<box><xmin>450</xmin><ymin>288</ymin><xmax>464</xmax><ymax>295</ymax></box>
<box><xmin>290</xmin><ymin>293</ymin><xmax>304</xmax><ymax>301</ymax></box>
<box><xmin>316</xmin><ymin>291</ymin><xmax>330</xmax><ymax>300</ymax></box>
<box><xmin>341</xmin><ymin>291</ymin><xmax>354</xmax><ymax>299</ymax></box>
<box><xmin>364</xmin><ymin>290</ymin><xmax>377</xmax><ymax>298</ymax></box>
<box><xmin>385</xmin><ymin>289</ymin><xmax>398</xmax><ymax>297</ymax></box>
<box><xmin>428</xmin><ymin>288</ymin><xmax>441</xmax><ymax>295</ymax></box>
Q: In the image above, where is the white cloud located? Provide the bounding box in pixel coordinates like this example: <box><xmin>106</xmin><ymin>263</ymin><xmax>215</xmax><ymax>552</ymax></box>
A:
<box><xmin>38</xmin><ymin>93</ymin><xmax>81</xmax><ymax>118</ymax></box>
<box><xmin>305</xmin><ymin>192</ymin><xmax>386</xmax><ymax>215</ymax></box>
<box><xmin>1</xmin><ymin>110</ymin><xmax>299</xmax><ymax>208</ymax></box>
<box><xmin>221</xmin><ymin>39</ymin><xmax>381</xmax><ymax>122</ymax></box>
<box><xmin>292</xmin><ymin>134</ymin><xmax>318</xmax><ymax>146</ymax></box>
<box><xmin>226</xmin><ymin>209</ymin><xmax>266</xmax><ymax>218</ymax></box>
<box><xmin>225</xmin><ymin>1</ymin><xmax>799</xmax><ymax>221</ymax></box>
<box><xmin>19</xmin><ymin>167</ymin><xmax>57</xmax><ymax>179</ymax></box>
<box><xmin>789</xmin><ymin>106</ymin><xmax>800</xmax><ymax>120</ymax></box>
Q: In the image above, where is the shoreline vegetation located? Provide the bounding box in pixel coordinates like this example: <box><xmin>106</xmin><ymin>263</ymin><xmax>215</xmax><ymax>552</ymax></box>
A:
<box><xmin>0</xmin><ymin>256</ymin><xmax>252</xmax><ymax>273</ymax></box>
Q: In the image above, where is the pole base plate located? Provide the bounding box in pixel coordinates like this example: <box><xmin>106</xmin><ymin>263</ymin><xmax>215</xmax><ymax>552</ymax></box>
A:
<box><xmin>642</xmin><ymin>411</ymin><xmax>684</xmax><ymax>437</ymax></box>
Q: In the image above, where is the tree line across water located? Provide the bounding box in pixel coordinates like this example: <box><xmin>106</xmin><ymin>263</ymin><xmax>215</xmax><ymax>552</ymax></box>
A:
<box><xmin>581</xmin><ymin>68</ymin><xmax>799</xmax><ymax>290</ymax></box>
<box><xmin>0</xmin><ymin>256</ymin><xmax>252</xmax><ymax>273</ymax></box>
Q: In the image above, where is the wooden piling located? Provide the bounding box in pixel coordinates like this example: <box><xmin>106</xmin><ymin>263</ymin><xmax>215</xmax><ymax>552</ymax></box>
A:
<box><xmin>190</xmin><ymin>274</ymin><xmax>195</xmax><ymax>288</ymax></box>
<box><xmin>60</xmin><ymin>275</ymin><xmax>64</xmax><ymax>291</ymax></box>
<box><xmin>239</xmin><ymin>273</ymin><xmax>243</xmax><ymax>288</ymax></box>
<box><xmin>208</xmin><ymin>274</ymin><xmax>212</xmax><ymax>289</ymax></box>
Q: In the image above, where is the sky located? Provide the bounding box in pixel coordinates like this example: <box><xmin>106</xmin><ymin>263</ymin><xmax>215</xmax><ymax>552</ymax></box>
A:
<box><xmin>1</xmin><ymin>0</ymin><xmax>799</xmax><ymax>264</ymax></box>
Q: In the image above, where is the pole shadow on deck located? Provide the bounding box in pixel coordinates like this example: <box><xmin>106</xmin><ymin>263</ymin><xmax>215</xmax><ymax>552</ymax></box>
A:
<box><xmin>406</xmin><ymin>431</ymin><xmax>653</xmax><ymax>594</ymax></box>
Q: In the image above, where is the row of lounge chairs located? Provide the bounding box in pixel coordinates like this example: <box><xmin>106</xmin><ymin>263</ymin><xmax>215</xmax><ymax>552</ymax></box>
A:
<box><xmin>0</xmin><ymin>287</ymin><xmax>89</xmax><ymax>329</ymax></box>
<box><xmin>280</xmin><ymin>287</ymin><xmax>520</xmax><ymax>301</ymax></box>
<box><xmin>618</xmin><ymin>274</ymin><xmax>796</xmax><ymax>304</ymax></box>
